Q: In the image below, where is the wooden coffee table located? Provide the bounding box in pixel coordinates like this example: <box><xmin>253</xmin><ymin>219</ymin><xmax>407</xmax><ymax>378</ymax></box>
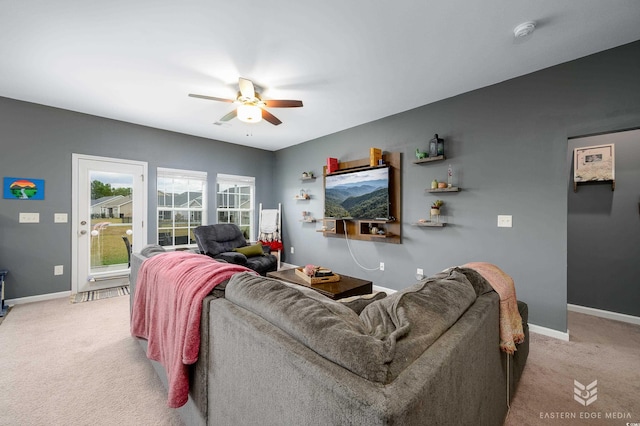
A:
<box><xmin>267</xmin><ymin>268</ymin><xmax>372</xmax><ymax>300</ymax></box>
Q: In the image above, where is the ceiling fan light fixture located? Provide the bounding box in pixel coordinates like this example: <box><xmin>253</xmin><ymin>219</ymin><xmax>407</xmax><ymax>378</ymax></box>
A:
<box><xmin>513</xmin><ymin>21</ymin><xmax>536</xmax><ymax>38</ymax></box>
<box><xmin>237</xmin><ymin>104</ymin><xmax>262</xmax><ymax>123</ymax></box>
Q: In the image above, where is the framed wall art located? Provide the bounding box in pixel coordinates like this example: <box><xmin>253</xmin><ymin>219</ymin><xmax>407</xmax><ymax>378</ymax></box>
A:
<box><xmin>573</xmin><ymin>144</ymin><xmax>615</xmax><ymax>192</ymax></box>
<box><xmin>3</xmin><ymin>177</ymin><xmax>45</xmax><ymax>200</ymax></box>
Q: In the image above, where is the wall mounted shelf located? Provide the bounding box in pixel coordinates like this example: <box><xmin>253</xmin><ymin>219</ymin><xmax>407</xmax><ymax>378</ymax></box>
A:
<box><xmin>427</xmin><ymin>186</ymin><xmax>460</xmax><ymax>193</ymax></box>
<box><xmin>300</xmin><ymin>176</ymin><xmax>316</xmax><ymax>182</ymax></box>
<box><xmin>413</xmin><ymin>221</ymin><xmax>446</xmax><ymax>227</ymax></box>
<box><xmin>413</xmin><ymin>155</ymin><xmax>445</xmax><ymax>165</ymax></box>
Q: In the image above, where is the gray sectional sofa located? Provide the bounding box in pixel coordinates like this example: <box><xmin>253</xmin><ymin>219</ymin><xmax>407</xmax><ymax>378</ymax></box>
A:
<box><xmin>130</xmin><ymin>250</ymin><xmax>529</xmax><ymax>426</ymax></box>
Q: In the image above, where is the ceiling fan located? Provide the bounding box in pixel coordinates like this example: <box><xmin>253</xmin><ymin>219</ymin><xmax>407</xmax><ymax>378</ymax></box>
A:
<box><xmin>188</xmin><ymin>77</ymin><xmax>303</xmax><ymax>126</ymax></box>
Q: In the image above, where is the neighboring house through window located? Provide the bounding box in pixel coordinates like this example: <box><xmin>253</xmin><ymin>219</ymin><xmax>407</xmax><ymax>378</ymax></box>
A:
<box><xmin>216</xmin><ymin>173</ymin><xmax>255</xmax><ymax>240</ymax></box>
<box><xmin>157</xmin><ymin>167</ymin><xmax>207</xmax><ymax>248</ymax></box>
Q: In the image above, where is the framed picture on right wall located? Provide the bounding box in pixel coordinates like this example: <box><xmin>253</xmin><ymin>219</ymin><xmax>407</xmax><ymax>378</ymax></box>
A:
<box><xmin>573</xmin><ymin>143</ymin><xmax>615</xmax><ymax>192</ymax></box>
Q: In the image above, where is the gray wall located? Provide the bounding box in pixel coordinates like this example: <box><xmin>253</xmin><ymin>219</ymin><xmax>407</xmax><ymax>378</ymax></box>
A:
<box><xmin>0</xmin><ymin>98</ymin><xmax>275</xmax><ymax>299</ymax></box>
<box><xmin>2</xmin><ymin>41</ymin><xmax>639</xmax><ymax>333</ymax></box>
<box><xmin>567</xmin><ymin>129</ymin><xmax>640</xmax><ymax>317</ymax></box>
<box><xmin>275</xmin><ymin>40</ymin><xmax>640</xmax><ymax>332</ymax></box>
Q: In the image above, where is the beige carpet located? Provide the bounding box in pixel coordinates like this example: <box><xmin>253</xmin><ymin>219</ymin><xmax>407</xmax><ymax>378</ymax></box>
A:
<box><xmin>1</xmin><ymin>294</ymin><xmax>638</xmax><ymax>425</ymax></box>
<box><xmin>506</xmin><ymin>311</ymin><xmax>640</xmax><ymax>425</ymax></box>
<box><xmin>0</xmin><ymin>295</ymin><xmax>183</xmax><ymax>426</ymax></box>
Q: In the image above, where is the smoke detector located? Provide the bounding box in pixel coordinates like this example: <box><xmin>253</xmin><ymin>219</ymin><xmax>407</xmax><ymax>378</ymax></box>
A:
<box><xmin>513</xmin><ymin>21</ymin><xmax>536</xmax><ymax>38</ymax></box>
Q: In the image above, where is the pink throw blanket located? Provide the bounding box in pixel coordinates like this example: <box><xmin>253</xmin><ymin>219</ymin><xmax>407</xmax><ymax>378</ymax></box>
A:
<box><xmin>462</xmin><ymin>262</ymin><xmax>525</xmax><ymax>354</ymax></box>
<box><xmin>130</xmin><ymin>251</ymin><xmax>254</xmax><ymax>407</ymax></box>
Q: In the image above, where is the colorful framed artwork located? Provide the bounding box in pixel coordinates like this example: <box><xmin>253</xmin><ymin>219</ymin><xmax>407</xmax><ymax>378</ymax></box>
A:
<box><xmin>573</xmin><ymin>144</ymin><xmax>615</xmax><ymax>192</ymax></box>
<box><xmin>3</xmin><ymin>177</ymin><xmax>45</xmax><ymax>200</ymax></box>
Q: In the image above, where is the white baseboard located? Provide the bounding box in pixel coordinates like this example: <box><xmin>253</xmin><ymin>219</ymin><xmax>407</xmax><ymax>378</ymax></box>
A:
<box><xmin>6</xmin><ymin>291</ymin><xmax>71</xmax><ymax>306</ymax></box>
<box><xmin>373</xmin><ymin>284</ymin><xmax>397</xmax><ymax>294</ymax></box>
<box><xmin>568</xmin><ymin>303</ymin><xmax>640</xmax><ymax>326</ymax></box>
<box><xmin>529</xmin><ymin>323</ymin><xmax>570</xmax><ymax>341</ymax></box>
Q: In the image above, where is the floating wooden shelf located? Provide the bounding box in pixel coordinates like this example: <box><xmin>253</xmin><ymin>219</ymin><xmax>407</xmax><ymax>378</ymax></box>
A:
<box><xmin>413</xmin><ymin>221</ymin><xmax>446</xmax><ymax>227</ymax></box>
<box><xmin>413</xmin><ymin>155</ymin><xmax>445</xmax><ymax>165</ymax></box>
<box><xmin>294</xmin><ymin>196</ymin><xmax>311</xmax><ymax>200</ymax></box>
<box><xmin>300</xmin><ymin>176</ymin><xmax>316</xmax><ymax>181</ymax></box>
<box><xmin>427</xmin><ymin>186</ymin><xmax>460</xmax><ymax>193</ymax></box>
<box><xmin>299</xmin><ymin>219</ymin><xmax>317</xmax><ymax>223</ymax></box>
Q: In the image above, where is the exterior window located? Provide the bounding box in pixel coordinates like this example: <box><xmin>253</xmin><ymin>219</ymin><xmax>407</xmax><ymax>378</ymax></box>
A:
<box><xmin>216</xmin><ymin>174</ymin><xmax>255</xmax><ymax>240</ymax></box>
<box><xmin>157</xmin><ymin>168</ymin><xmax>207</xmax><ymax>248</ymax></box>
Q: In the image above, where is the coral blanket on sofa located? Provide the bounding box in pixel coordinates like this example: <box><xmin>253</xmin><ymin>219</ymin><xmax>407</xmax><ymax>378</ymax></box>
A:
<box><xmin>462</xmin><ymin>262</ymin><xmax>525</xmax><ymax>354</ymax></box>
<box><xmin>130</xmin><ymin>251</ymin><xmax>253</xmax><ymax>407</ymax></box>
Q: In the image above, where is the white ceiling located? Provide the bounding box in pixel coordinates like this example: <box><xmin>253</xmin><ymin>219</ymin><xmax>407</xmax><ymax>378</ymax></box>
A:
<box><xmin>2</xmin><ymin>1</ymin><xmax>640</xmax><ymax>151</ymax></box>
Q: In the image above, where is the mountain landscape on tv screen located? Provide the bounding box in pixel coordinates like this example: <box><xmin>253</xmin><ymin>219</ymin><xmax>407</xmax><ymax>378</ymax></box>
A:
<box><xmin>324</xmin><ymin>174</ymin><xmax>389</xmax><ymax>219</ymax></box>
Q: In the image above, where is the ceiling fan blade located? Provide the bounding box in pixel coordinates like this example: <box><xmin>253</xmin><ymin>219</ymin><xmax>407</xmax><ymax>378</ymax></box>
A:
<box><xmin>219</xmin><ymin>109</ymin><xmax>238</xmax><ymax>122</ymax></box>
<box><xmin>189</xmin><ymin>94</ymin><xmax>234</xmax><ymax>103</ymax></box>
<box><xmin>238</xmin><ymin>78</ymin><xmax>255</xmax><ymax>99</ymax></box>
<box><xmin>261</xmin><ymin>109</ymin><xmax>282</xmax><ymax>126</ymax></box>
<box><xmin>263</xmin><ymin>100</ymin><xmax>303</xmax><ymax>108</ymax></box>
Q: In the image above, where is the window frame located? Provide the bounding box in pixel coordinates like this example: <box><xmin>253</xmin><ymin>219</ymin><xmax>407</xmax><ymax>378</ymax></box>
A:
<box><xmin>157</xmin><ymin>167</ymin><xmax>207</xmax><ymax>249</ymax></box>
<box><xmin>216</xmin><ymin>173</ymin><xmax>255</xmax><ymax>241</ymax></box>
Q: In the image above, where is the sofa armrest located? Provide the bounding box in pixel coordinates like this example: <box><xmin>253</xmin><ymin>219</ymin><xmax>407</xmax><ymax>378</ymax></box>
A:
<box><xmin>214</xmin><ymin>251</ymin><xmax>248</xmax><ymax>265</ymax></box>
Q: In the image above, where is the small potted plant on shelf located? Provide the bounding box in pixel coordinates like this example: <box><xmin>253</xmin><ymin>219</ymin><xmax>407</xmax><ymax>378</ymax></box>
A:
<box><xmin>430</xmin><ymin>200</ymin><xmax>443</xmax><ymax>221</ymax></box>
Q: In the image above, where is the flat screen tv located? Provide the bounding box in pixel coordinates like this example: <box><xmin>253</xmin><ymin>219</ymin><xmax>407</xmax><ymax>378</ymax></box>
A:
<box><xmin>324</xmin><ymin>167</ymin><xmax>390</xmax><ymax>220</ymax></box>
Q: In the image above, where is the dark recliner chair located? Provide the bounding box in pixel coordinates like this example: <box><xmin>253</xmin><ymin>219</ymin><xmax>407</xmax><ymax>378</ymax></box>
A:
<box><xmin>194</xmin><ymin>224</ymin><xmax>278</xmax><ymax>276</ymax></box>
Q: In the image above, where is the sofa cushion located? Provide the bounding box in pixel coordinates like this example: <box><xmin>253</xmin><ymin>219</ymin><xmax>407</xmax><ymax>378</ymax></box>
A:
<box><xmin>233</xmin><ymin>243</ymin><xmax>264</xmax><ymax>257</ymax></box>
<box><xmin>226</xmin><ymin>268</ymin><xmax>477</xmax><ymax>383</ymax></box>
<box><xmin>360</xmin><ymin>269</ymin><xmax>478</xmax><ymax>380</ymax></box>
<box><xmin>337</xmin><ymin>291</ymin><xmax>387</xmax><ymax>314</ymax></box>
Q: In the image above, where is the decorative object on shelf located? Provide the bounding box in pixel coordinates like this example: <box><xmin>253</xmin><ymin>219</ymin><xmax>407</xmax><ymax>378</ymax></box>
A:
<box><xmin>415</xmin><ymin>148</ymin><xmax>428</xmax><ymax>160</ymax></box>
<box><xmin>437</xmin><ymin>182</ymin><xmax>447</xmax><ymax>189</ymax></box>
<box><xmin>430</xmin><ymin>200</ymin><xmax>444</xmax><ymax>223</ymax></box>
<box><xmin>327</xmin><ymin>157</ymin><xmax>339</xmax><ymax>174</ymax></box>
<box><xmin>295</xmin><ymin>189</ymin><xmax>310</xmax><ymax>200</ymax></box>
<box><xmin>428</xmin><ymin>134</ymin><xmax>444</xmax><ymax>157</ymax></box>
<box><xmin>370</xmin><ymin>225</ymin><xmax>379</xmax><ymax>235</ymax></box>
<box><xmin>301</xmin><ymin>211</ymin><xmax>315</xmax><ymax>222</ymax></box>
<box><xmin>301</xmin><ymin>171</ymin><xmax>315</xmax><ymax>179</ymax></box>
<box><xmin>573</xmin><ymin>144</ymin><xmax>615</xmax><ymax>192</ymax></box>
<box><xmin>447</xmin><ymin>164</ymin><xmax>453</xmax><ymax>188</ymax></box>
<box><xmin>370</xmin><ymin>147</ymin><xmax>382</xmax><ymax>166</ymax></box>
<box><xmin>431</xmin><ymin>179</ymin><xmax>438</xmax><ymax>190</ymax></box>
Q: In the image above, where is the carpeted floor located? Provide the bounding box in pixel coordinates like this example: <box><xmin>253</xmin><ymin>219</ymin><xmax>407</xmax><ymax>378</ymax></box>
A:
<box><xmin>505</xmin><ymin>311</ymin><xmax>640</xmax><ymax>425</ymax></box>
<box><xmin>0</xmin><ymin>294</ymin><xmax>184</xmax><ymax>426</ymax></box>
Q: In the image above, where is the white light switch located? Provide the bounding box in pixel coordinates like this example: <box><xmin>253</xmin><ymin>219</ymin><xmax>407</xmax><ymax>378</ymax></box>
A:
<box><xmin>54</xmin><ymin>265</ymin><xmax>64</xmax><ymax>275</ymax></box>
<box><xmin>54</xmin><ymin>213</ymin><xmax>68</xmax><ymax>223</ymax></box>
<box><xmin>497</xmin><ymin>215</ymin><xmax>513</xmax><ymax>228</ymax></box>
<box><xmin>19</xmin><ymin>212</ymin><xmax>40</xmax><ymax>223</ymax></box>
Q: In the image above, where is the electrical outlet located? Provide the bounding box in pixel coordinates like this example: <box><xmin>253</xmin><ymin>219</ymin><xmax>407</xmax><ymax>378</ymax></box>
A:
<box><xmin>497</xmin><ymin>215</ymin><xmax>513</xmax><ymax>228</ymax></box>
<box><xmin>54</xmin><ymin>265</ymin><xmax>63</xmax><ymax>275</ymax></box>
<box><xmin>54</xmin><ymin>213</ymin><xmax>68</xmax><ymax>223</ymax></box>
<box><xmin>290</xmin><ymin>246</ymin><xmax>295</xmax><ymax>254</ymax></box>
<box><xmin>417</xmin><ymin>268</ymin><xmax>424</xmax><ymax>276</ymax></box>
<box><xmin>379</xmin><ymin>262</ymin><xmax>385</xmax><ymax>271</ymax></box>
<box><xmin>19</xmin><ymin>212</ymin><xmax>40</xmax><ymax>223</ymax></box>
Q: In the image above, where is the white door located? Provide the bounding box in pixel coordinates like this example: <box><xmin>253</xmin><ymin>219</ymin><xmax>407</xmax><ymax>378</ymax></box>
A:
<box><xmin>72</xmin><ymin>154</ymin><xmax>147</xmax><ymax>293</ymax></box>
